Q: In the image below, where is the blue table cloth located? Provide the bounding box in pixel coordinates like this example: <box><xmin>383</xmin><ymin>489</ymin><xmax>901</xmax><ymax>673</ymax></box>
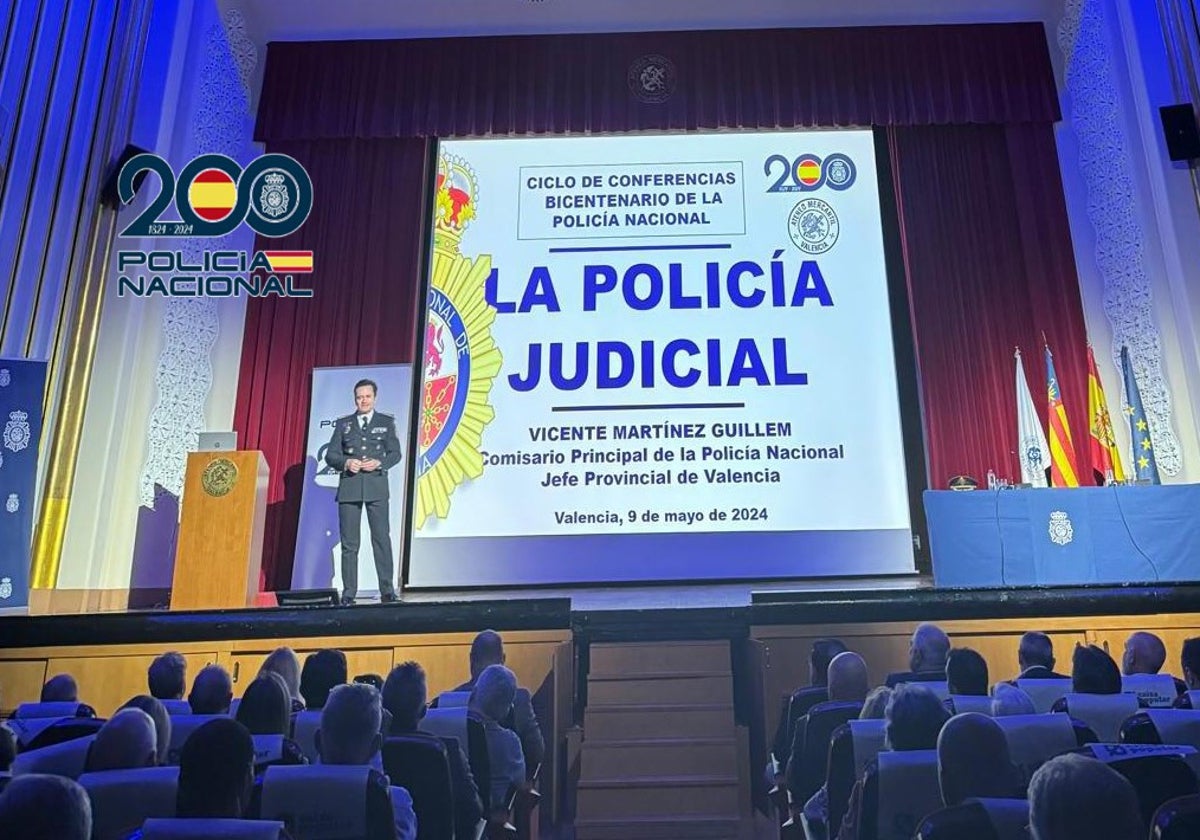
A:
<box><xmin>924</xmin><ymin>485</ymin><xmax>1200</xmax><ymax>587</ymax></box>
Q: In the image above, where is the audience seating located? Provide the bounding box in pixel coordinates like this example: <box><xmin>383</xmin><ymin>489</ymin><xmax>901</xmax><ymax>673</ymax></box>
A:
<box><xmin>790</xmin><ymin>700</ymin><xmax>861</xmax><ymax>804</ymax></box>
<box><xmin>945</xmin><ymin>695</ymin><xmax>991</xmax><ymax>715</ymax></box>
<box><xmin>165</xmin><ymin>714</ymin><xmax>224</xmax><ymax>764</ymax></box>
<box><xmin>16</xmin><ymin>716</ymin><xmax>105</xmax><ymax>751</ymax></box>
<box><xmin>1122</xmin><ymin>710</ymin><xmax>1200</xmax><ymax>749</ymax></box>
<box><xmin>900</xmin><ymin>681</ymin><xmax>949</xmax><ymax>700</ymax></box>
<box><xmin>828</xmin><ymin>719</ymin><xmax>887</xmax><ymax>838</ymax></box>
<box><xmin>1015</xmin><ymin>678</ymin><xmax>1072</xmax><ymax>713</ymax></box>
<box><xmin>11</xmin><ymin>733</ymin><xmax>95</xmax><ymax>778</ymax></box>
<box><xmin>1055</xmin><ymin>693</ymin><xmax>1141</xmax><ymax>742</ymax></box>
<box><xmin>1153</xmin><ymin>793</ymin><xmax>1200</xmax><ymax>839</ymax></box>
<box><xmin>140</xmin><ymin>818</ymin><xmax>285</xmax><ymax>839</ymax></box>
<box><xmin>258</xmin><ymin>764</ymin><xmax>381</xmax><ymax>839</ymax></box>
<box><xmin>435</xmin><ymin>691</ymin><xmax>472</xmax><ymax>709</ymax></box>
<box><xmin>291</xmin><ymin>710</ymin><xmax>322</xmax><ymax>763</ymax></box>
<box><xmin>1123</xmin><ymin>674</ymin><xmax>1181</xmax><ymax>708</ymax></box>
<box><xmin>1099</xmin><ymin>751</ymin><xmax>1198</xmax><ymax>828</ymax></box>
<box><xmin>993</xmin><ymin>714</ymin><xmax>1093</xmax><ymax>783</ymax></box>
<box><xmin>12</xmin><ymin>701</ymin><xmax>93</xmax><ymax>719</ymax></box>
<box><xmin>419</xmin><ymin>707</ymin><xmax>469</xmax><ymax>752</ymax></box>
<box><xmin>1181</xmin><ymin>691</ymin><xmax>1200</xmax><ymax>709</ymax></box>
<box><xmin>778</xmin><ymin>686</ymin><xmax>829</xmax><ymax>760</ymax></box>
<box><xmin>159</xmin><ymin>700</ymin><xmax>192</xmax><ymax>715</ymax></box>
<box><xmin>860</xmin><ymin>749</ymin><xmax>942</xmax><ymax>840</ymax></box>
<box><xmin>79</xmin><ymin>766</ymin><xmax>180</xmax><ymax>840</ymax></box>
<box><xmin>916</xmin><ymin>798</ymin><xmax>1029</xmax><ymax>840</ymax></box>
<box><xmin>382</xmin><ymin>735</ymin><xmax>458</xmax><ymax>840</ymax></box>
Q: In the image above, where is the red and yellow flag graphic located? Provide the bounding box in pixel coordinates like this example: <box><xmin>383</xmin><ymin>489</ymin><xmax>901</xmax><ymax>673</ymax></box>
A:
<box><xmin>261</xmin><ymin>251</ymin><xmax>314</xmax><ymax>273</ymax></box>
<box><xmin>1045</xmin><ymin>345</ymin><xmax>1079</xmax><ymax>487</ymax></box>
<box><xmin>188</xmin><ymin>169</ymin><xmax>238</xmax><ymax>222</ymax></box>
<box><xmin>1087</xmin><ymin>346</ymin><xmax>1125</xmax><ymax>484</ymax></box>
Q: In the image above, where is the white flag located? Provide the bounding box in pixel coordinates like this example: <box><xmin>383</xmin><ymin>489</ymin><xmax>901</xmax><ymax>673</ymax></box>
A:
<box><xmin>1016</xmin><ymin>348</ymin><xmax>1051</xmax><ymax>487</ymax></box>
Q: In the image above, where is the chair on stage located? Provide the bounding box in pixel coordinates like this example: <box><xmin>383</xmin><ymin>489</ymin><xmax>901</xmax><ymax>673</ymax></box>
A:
<box><xmin>1052</xmin><ymin>693</ymin><xmax>1141</xmax><ymax>742</ymax></box>
<box><xmin>259</xmin><ymin>764</ymin><xmax>393</xmax><ymax>840</ymax></box>
<box><xmin>382</xmin><ymin>735</ymin><xmax>458</xmax><ymax>840</ymax></box>
<box><xmin>1015</xmin><ymin>679</ymin><xmax>1071</xmax><ymax>714</ymax></box>
<box><xmin>946</xmin><ymin>695</ymin><xmax>992</xmax><ymax>715</ymax></box>
<box><xmin>140</xmin><ymin>818</ymin><xmax>285</xmax><ymax>839</ymax></box>
<box><xmin>1153</xmin><ymin>794</ymin><xmax>1200</xmax><ymax>839</ymax></box>
<box><xmin>165</xmin><ymin>715</ymin><xmax>225</xmax><ymax>765</ymax></box>
<box><xmin>916</xmin><ymin>798</ymin><xmax>1029</xmax><ymax>840</ymax></box>
<box><xmin>78</xmin><ymin>766</ymin><xmax>179</xmax><ymax>840</ymax></box>
<box><xmin>993</xmin><ymin>714</ymin><xmax>1093</xmax><ymax>783</ymax></box>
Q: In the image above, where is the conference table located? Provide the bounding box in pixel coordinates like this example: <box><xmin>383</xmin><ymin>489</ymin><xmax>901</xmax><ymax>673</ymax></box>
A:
<box><xmin>924</xmin><ymin>485</ymin><xmax>1200</xmax><ymax>587</ymax></box>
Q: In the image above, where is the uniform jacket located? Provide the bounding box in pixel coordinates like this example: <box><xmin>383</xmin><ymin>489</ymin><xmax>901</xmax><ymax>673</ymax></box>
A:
<box><xmin>325</xmin><ymin>412</ymin><xmax>403</xmax><ymax>503</ymax></box>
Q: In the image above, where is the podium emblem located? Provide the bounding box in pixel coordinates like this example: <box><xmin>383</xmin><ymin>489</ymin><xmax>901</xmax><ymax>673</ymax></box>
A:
<box><xmin>1048</xmin><ymin>510</ymin><xmax>1074</xmax><ymax>546</ymax></box>
<box><xmin>201</xmin><ymin>457</ymin><xmax>239</xmax><ymax>497</ymax></box>
<box><xmin>0</xmin><ymin>577</ymin><xmax>10</xmax><ymax>599</ymax></box>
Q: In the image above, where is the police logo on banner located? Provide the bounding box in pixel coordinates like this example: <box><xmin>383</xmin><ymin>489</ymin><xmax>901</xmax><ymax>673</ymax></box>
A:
<box><xmin>5</xmin><ymin>493</ymin><xmax>18</xmax><ymax>514</ymax></box>
<box><xmin>4</xmin><ymin>410</ymin><xmax>30</xmax><ymax>452</ymax></box>
<box><xmin>788</xmin><ymin>198</ymin><xmax>840</xmax><ymax>254</ymax></box>
<box><xmin>0</xmin><ymin>369</ymin><xmax>9</xmax><ymax>387</ymax></box>
<box><xmin>628</xmin><ymin>54</ymin><xmax>677</xmax><ymax>104</ymax></box>
<box><xmin>0</xmin><ymin>577</ymin><xmax>11</xmax><ymax>599</ymax></box>
<box><xmin>1049</xmin><ymin>510</ymin><xmax>1074</xmax><ymax>546</ymax></box>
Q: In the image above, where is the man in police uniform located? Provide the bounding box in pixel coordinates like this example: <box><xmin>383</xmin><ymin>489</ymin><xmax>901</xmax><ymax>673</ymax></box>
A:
<box><xmin>325</xmin><ymin>379</ymin><xmax>403</xmax><ymax>605</ymax></box>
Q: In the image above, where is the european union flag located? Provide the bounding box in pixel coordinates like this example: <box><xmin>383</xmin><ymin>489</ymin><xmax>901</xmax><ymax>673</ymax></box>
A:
<box><xmin>1120</xmin><ymin>346</ymin><xmax>1160</xmax><ymax>484</ymax></box>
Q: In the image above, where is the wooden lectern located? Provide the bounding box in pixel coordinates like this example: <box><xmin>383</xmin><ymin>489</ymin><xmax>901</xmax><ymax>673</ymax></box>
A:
<box><xmin>171</xmin><ymin>450</ymin><xmax>269</xmax><ymax>611</ymax></box>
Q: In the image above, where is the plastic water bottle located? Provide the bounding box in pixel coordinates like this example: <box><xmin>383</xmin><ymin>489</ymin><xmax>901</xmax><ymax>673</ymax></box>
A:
<box><xmin>1105</xmin><ymin>468</ymin><xmax>1115</xmax><ymax>486</ymax></box>
<box><xmin>987</xmin><ymin>469</ymin><xmax>997</xmax><ymax>490</ymax></box>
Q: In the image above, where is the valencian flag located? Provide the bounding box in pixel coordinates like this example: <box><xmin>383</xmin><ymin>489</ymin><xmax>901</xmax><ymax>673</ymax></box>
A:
<box><xmin>1045</xmin><ymin>344</ymin><xmax>1080</xmax><ymax>487</ymax></box>
<box><xmin>1087</xmin><ymin>346</ymin><xmax>1125</xmax><ymax>484</ymax></box>
<box><xmin>1121</xmin><ymin>346</ymin><xmax>1160</xmax><ymax>483</ymax></box>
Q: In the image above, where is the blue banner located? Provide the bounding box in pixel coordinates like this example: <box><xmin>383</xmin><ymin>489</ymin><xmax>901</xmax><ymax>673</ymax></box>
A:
<box><xmin>0</xmin><ymin>359</ymin><xmax>47</xmax><ymax>611</ymax></box>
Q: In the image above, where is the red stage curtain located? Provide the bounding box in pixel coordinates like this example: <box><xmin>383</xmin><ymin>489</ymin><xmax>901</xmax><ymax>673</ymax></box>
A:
<box><xmin>889</xmin><ymin>123</ymin><xmax>1091</xmax><ymax>486</ymax></box>
<box><xmin>233</xmin><ymin>138</ymin><xmax>432</xmax><ymax>589</ymax></box>
<box><xmin>254</xmin><ymin>24</ymin><xmax>1059</xmax><ymax>142</ymax></box>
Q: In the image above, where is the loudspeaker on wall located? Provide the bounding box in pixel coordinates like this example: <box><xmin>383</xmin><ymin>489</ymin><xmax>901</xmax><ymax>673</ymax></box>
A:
<box><xmin>1160</xmin><ymin>104</ymin><xmax>1200</xmax><ymax>162</ymax></box>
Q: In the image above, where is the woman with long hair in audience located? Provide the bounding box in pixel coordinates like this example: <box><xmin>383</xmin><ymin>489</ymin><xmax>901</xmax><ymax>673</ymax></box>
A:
<box><xmin>259</xmin><ymin>647</ymin><xmax>305</xmax><ymax>712</ymax></box>
<box><xmin>235</xmin><ymin>673</ymin><xmax>308</xmax><ymax>772</ymax></box>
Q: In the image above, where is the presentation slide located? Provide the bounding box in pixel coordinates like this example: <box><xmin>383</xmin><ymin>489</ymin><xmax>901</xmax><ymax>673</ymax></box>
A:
<box><xmin>407</xmin><ymin>130</ymin><xmax>915</xmax><ymax>587</ymax></box>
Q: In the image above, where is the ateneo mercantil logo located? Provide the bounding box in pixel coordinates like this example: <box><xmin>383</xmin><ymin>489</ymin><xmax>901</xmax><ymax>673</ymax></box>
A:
<box><xmin>115</xmin><ymin>152</ymin><xmax>315</xmax><ymax>298</ymax></box>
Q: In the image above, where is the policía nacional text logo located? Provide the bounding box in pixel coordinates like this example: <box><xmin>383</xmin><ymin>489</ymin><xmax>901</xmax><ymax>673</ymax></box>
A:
<box><xmin>115</xmin><ymin>152</ymin><xmax>315</xmax><ymax>299</ymax></box>
<box><xmin>788</xmin><ymin>198</ymin><xmax>840</xmax><ymax>255</ymax></box>
<box><xmin>414</xmin><ymin>155</ymin><xmax>503</xmax><ymax>528</ymax></box>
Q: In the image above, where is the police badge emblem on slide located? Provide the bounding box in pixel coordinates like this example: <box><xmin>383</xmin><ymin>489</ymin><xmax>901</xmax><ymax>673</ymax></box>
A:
<box><xmin>764</xmin><ymin>152</ymin><xmax>855</xmax><ymax>255</ymax></box>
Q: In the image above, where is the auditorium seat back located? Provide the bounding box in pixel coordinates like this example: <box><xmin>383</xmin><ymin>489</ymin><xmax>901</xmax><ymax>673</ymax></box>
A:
<box><xmin>781</xmin><ymin>685</ymin><xmax>828</xmax><ymax>761</ymax></box>
<box><xmin>1146</xmin><ymin>710</ymin><xmax>1200</xmax><ymax>750</ymax></box>
<box><xmin>252</xmin><ymin>734</ymin><xmax>287</xmax><ymax>771</ymax></box>
<box><xmin>850</xmin><ymin>719</ymin><xmax>888</xmax><ymax>774</ymax></box>
<box><xmin>828</xmin><ymin>720</ymin><xmax>886</xmax><ymax>839</ymax></box>
<box><xmin>79</xmin><ymin>765</ymin><xmax>179</xmax><ymax>840</ymax></box>
<box><xmin>159</xmin><ymin>700</ymin><xmax>192</xmax><ymax>715</ymax></box>
<box><xmin>1015</xmin><ymin>678</ymin><xmax>1071</xmax><ymax>713</ymax></box>
<box><xmin>165</xmin><ymin>715</ymin><xmax>224</xmax><ymax>764</ymax></box>
<box><xmin>1078</xmin><ymin>744</ymin><xmax>1200</xmax><ymax>828</ymax></box>
<box><xmin>7</xmin><ymin>716</ymin><xmax>104</xmax><ymax>751</ymax></box>
<box><xmin>382</xmin><ymin>735</ymin><xmax>456</xmax><ymax>840</ymax></box>
<box><xmin>916</xmin><ymin>798</ymin><xmax>1029</xmax><ymax>840</ymax></box>
<box><xmin>291</xmin><ymin>710</ymin><xmax>322</xmax><ymax>763</ymax></box>
<box><xmin>12</xmin><ymin>701</ymin><xmax>91</xmax><ymax>719</ymax></box>
<box><xmin>1153</xmin><ymin>793</ymin><xmax>1200</xmax><ymax>839</ymax></box>
<box><xmin>993</xmin><ymin>714</ymin><xmax>1079</xmax><ymax>782</ymax></box>
<box><xmin>140</xmin><ymin>818</ymin><xmax>284</xmax><ymax>839</ymax></box>
<box><xmin>259</xmin><ymin>765</ymin><xmax>372</xmax><ymax>840</ymax></box>
<box><xmin>436</xmin><ymin>690</ymin><xmax>471</xmax><ymax>708</ymax></box>
<box><xmin>795</xmin><ymin>701</ymin><xmax>861</xmax><ymax>804</ymax></box>
<box><xmin>1185</xmin><ymin>691</ymin><xmax>1200</xmax><ymax>709</ymax></box>
<box><xmin>1061</xmin><ymin>693</ymin><xmax>1140</xmax><ymax>742</ymax></box>
<box><xmin>11</xmin><ymin>733</ymin><xmax>94</xmax><ymax>779</ymax></box>
<box><xmin>947</xmin><ymin>695</ymin><xmax>992</xmax><ymax>716</ymax></box>
<box><xmin>1123</xmin><ymin>674</ymin><xmax>1180</xmax><ymax>708</ymax></box>
<box><xmin>876</xmin><ymin>749</ymin><xmax>941</xmax><ymax>840</ymax></box>
<box><xmin>900</xmin><ymin>681</ymin><xmax>949</xmax><ymax>700</ymax></box>
<box><xmin>419</xmin><ymin>707</ymin><xmax>469</xmax><ymax>751</ymax></box>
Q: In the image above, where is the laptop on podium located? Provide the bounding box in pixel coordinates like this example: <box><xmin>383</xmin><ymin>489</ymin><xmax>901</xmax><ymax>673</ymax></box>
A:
<box><xmin>197</xmin><ymin>431</ymin><xmax>238</xmax><ymax>451</ymax></box>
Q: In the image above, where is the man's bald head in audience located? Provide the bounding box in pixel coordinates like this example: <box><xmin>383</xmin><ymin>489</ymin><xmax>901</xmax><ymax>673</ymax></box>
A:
<box><xmin>909</xmin><ymin>623</ymin><xmax>951</xmax><ymax>673</ymax></box>
<box><xmin>41</xmin><ymin>673</ymin><xmax>78</xmax><ymax>703</ymax></box>
<box><xmin>826</xmin><ymin>652</ymin><xmax>869</xmax><ymax>703</ymax></box>
<box><xmin>0</xmin><ymin>774</ymin><xmax>92</xmax><ymax>840</ymax></box>
<box><xmin>87</xmin><ymin>708</ymin><xmax>158</xmax><ymax>772</ymax></box>
<box><xmin>1122</xmin><ymin>631</ymin><xmax>1167</xmax><ymax>676</ymax></box>
<box><xmin>469</xmin><ymin>630</ymin><xmax>505</xmax><ymax>678</ymax></box>
<box><xmin>937</xmin><ymin>713</ymin><xmax>1022</xmax><ymax>806</ymax></box>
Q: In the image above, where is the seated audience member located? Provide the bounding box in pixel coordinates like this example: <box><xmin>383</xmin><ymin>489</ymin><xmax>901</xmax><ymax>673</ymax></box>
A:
<box><xmin>786</xmin><ymin>651</ymin><xmax>869</xmax><ymax>799</ymax></box>
<box><xmin>470</xmin><ymin>664</ymin><xmax>527</xmax><ymax>811</ymax></box>
<box><xmin>147</xmin><ymin>652</ymin><xmax>187</xmax><ymax>701</ymax></box>
<box><xmin>121</xmin><ymin>695</ymin><xmax>173</xmax><ymax>766</ymax></box>
<box><xmin>885</xmin><ymin>623</ymin><xmax>951</xmax><ymax>686</ymax></box>
<box><xmin>85</xmin><ymin>708</ymin><xmax>158</xmax><ymax>772</ymax></box>
<box><xmin>1123</xmin><ymin>631</ymin><xmax>1186</xmax><ymax>695</ymax></box>
<box><xmin>188</xmin><ymin>664</ymin><xmax>233</xmax><ymax>715</ymax></box>
<box><xmin>0</xmin><ymin>725</ymin><xmax>16</xmax><ymax>794</ymax></box>
<box><xmin>1028</xmin><ymin>753</ymin><xmax>1142</xmax><ymax>840</ymax></box>
<box><xmin>946</xmin><ymin>648</ymin><xmax>988</xmax><ymax>696</ymax></box>
<box><xmin>1071</xmin><ymin>644</ymin><xmax>1122</xmax><ymax>695</ymax></box>
<box><xmin>991</xmin><ymin>682</ymin><xmax>1037</xmax><ymax>716</ymax></box>
<box><xmin>300</xmin><ymin>649</ymin><xmax>348</xmax><ymax>711</ymax></box>
<box><xmin>937</xmin><ymin>713</ymin><xmax>1022</xmax><ymax>806</ymax></box>
<box><xmin>772</xmin><ymin>638</ymin><xmax>847</xmax><ymax>762</ymax></box>
<box><xmin>259</xmin><ymin>647</ymin><xmax>305</xmax><ymax>712</ymax></box>
<box><xmin>317</xmin><ymin>683</ymin><xmax>416</xmax><ymax>840</ymax></box>
<box><xmin>861</xmin><ymin>686</ymin><xmax>892</xmax><ymax>719</ymax></box>
<box><xmin>384</xmin><ymin>661</ymin><xmax>483</xmax><ymax>840</ymax></box>
<box><xmin>176</xmin><ymin>718</ymin><xmax>257</xmax><ymax>818</ymax></box>
<box><xmin>0</xmin><ymin>773</ymin><xmax>93</xmax><ymax>840</ymax></box>
<box><xmin>454</xmin><ymin>630</ymin><xmax>545</xmax><ymax>768</ymax></box>
<box><xmin>1013</xmin><ymin>631</ymin><xmax>1067</xmax><ymax>681</ymax></box>
<box><xmin>235</xmin><ymin>674</ymin><xmax>307</xmax><ymax>768</ymax></box>
<box><xmin>41</xmin><ymin>673</ymin><xmax>80</xmax><ymax>702</ymax></box>
<box><xmin>355</xmin><ymin>673</ymin><xmax>385</xmax><ymax>691</ymax></box>
<box><xmin>836</xmin><ymin>683</ymin><xmax>950</xmax><ymax>840</ymax></box>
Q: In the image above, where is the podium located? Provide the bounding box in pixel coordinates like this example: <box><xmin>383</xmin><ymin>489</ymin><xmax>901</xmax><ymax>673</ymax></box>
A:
<box><xmin>171</xmin><ymin>450</ymin><xmax>269</xmax><ymax>610</ymax></box>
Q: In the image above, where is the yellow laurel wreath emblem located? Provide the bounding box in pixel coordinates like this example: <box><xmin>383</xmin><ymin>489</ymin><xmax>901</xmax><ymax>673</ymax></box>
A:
<box><xmin>201</xmin><ymin>457</ymin><xmax>238</xmax><ymax>497</ymax></box>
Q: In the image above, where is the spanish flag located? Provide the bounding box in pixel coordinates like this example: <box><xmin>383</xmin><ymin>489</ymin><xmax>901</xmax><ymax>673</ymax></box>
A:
<box><xmin>1087</xmin><ymin>345</ymin><xmax>1125</xmax><ymax>484</ymax></box>
<box><xmin>261</xmin><ymin>251</ymin><xmax>314</xmax><ymax>273</ymax></box>
<box><xmin>1045</xmin><ymin>344</ymin><xmax>1080</xmax><ymax>487</ymax></box>
<box><xmin>188</xmin><ymin>169</ymin><xmax>237</xmax><ymax>222</ymax></box>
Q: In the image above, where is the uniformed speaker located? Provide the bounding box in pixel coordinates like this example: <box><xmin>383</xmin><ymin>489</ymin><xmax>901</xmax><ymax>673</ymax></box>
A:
<box><xmin>324</xmin><ymin>378</ymin><xmax>403</xmax><ymax>604</ymax></box>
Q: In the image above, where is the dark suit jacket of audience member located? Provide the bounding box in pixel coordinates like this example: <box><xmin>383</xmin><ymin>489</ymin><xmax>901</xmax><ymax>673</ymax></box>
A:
<box><xmin>1009</xmin><ymin>665</ymin><xmax>1070</xmax><ymax>682</ymax></box>
<box><xmin>451</xmin><ymin>679</ymin><xmax>545</xmax><ymax>767</ymax></box>
<box><xmin>883</xmin><ymin>670</ymin><xmax>947</xmax><ymax>688</ymax></box>
<box><xmin>392</xmin><ymin>726</ymin><xmax>484</xmax><ymax>837</ymax></box>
